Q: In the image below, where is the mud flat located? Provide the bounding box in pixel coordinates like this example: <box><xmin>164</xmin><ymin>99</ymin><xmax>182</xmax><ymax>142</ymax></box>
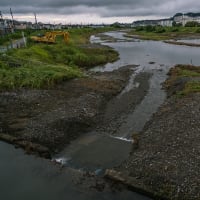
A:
<box><xmin>0</xmin><ymin>66</ymin><xmax>137</xmax><ymax>158</ymax></box>
<box><xmin>107</xmin><ymin>65</ymin><xmax>200</xmax><ymax>199</ymax></box>
<box><xmin>164</xmin><ymin>40</ymin><xmax>200</xmax><ymax>47</ymax></box>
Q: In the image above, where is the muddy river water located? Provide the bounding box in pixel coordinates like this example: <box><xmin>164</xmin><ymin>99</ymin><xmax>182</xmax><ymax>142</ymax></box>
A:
<box><xmin>1</xmin><ymin>31</ymin><xmax>200</xmax><ymax>199</ymax></box>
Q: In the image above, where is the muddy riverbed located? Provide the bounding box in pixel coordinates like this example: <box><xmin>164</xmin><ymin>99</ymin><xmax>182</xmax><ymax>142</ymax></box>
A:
<box><xmin>0</xmin><ymin>32</ymin><xmax>153</xmax><ymax>200</ymax></box>
<box><xmin>0</xmin><ymin>66</ymin><xmax>135</xmax><ymax>156</ymax></box>
<box><xmin>1</xmin><ymin>31</ymin><xmax>200</xmax><ymax>200</ymax></box>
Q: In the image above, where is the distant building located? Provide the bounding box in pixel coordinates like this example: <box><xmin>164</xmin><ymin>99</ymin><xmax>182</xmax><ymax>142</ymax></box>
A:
<box><xmin>158</xmin><ymin>19</ymin><xmax>173</xmax><ymax>27</ymax></box>
<box><xmin>173</xmin><ymin>13</ymin><xmax>200</xmax><ymax>26</ymax></box>
<box><xmin>15</xmin><ymin>24</ymin><xmax>27</xmax><ymax>30</ymax></box>
<box><xmin>54</xmin><ymin>23</ymin><xmax>62</xmax><ymax>30</ymax></box>
<box><xmin>131</xmin><ymin>20</ymin><xmax>159</xmax><ymax>27</ymax></box>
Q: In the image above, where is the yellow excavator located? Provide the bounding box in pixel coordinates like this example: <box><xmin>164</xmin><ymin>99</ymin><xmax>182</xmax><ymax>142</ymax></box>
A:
<box><xmin>31</xmin><ymin>31</ymin><xmax>69</xmax><ymax>44</ymax></box>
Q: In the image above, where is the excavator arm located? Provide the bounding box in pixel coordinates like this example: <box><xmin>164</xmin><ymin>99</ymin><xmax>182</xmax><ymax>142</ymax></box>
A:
<box><xmin>31</xmin><ymin>31</ymin><xmax>69</xmax><ymax>44</ymax></box>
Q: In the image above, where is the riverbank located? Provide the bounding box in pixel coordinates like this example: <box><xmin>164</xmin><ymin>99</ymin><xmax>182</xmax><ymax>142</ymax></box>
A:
<box><xmin>126</xmin><ymin>26</ymin><xmax>200</xmax><ymax>41</ymax></box>
<box><xmin>107</xmin><ymin>65</ymin><xmax>200</xmax><ymax>199</ymax></box>
<box><xmin>164</xmin><ymin>40</ymin><xmax>200</xmax><ymax>47</ymax></box>
<box><xmin>0</xmin><ymin>66</ymin><xmax>134</xmax><ymax>158</ymax></box>
<box><xmin>0</xmin><ymin>28</ymin><xmax>119</xmax><ymax>90</ymax></box>
<box><xmin>2</xmin><ymin>30</ymin><xmax>200</xmax><ymax>199</ymax></box>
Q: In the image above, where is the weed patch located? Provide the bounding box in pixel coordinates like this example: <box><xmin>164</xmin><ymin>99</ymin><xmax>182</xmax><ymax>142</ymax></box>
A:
<box><xmin>0</xmin><ymin>27</ymin><xmax>119</xmax><ymax>90</ymax></box>
<box><xmin>165</xmin><ymin>65</ymin><xmax>200</xmax><ymax>97</ymax></box>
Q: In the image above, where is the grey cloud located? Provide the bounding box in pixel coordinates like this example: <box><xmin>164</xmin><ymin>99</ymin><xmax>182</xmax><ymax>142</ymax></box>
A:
<box><xmin>1</xmin><ymin>0</ymin><xmax>200</xmax><ymax>19</ymax></box>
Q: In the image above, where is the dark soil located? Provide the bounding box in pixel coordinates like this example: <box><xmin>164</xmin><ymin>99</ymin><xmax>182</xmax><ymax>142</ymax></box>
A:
<box><xmin>114</xmin><ymin>65</ymin><xmax>200</xmax><ymax>199</ymax></box>
<box><xmin>0</xmin><ymin>66</ymin><xmax>134</xmax><ymax>158</ymax></box>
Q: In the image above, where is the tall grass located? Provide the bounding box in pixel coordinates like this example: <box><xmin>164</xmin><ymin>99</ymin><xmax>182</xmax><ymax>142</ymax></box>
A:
<box><xmin>0</xmin><ymin>55</ymin><xmax>82</xmax><ymax>90</ymax></box>
<box><xmin>0</xmin><ymin>27</ymin><xmax>119</xmax><ymax>90</ymax></box>
<box><xmin>166</xmin><ymin>65</ymin><xmax>200</xmax><ymax>96</ymax></box>
<box><xmin>129</xmin><ymin>26</ymin><xmax>200</xmax><ymax>41</ymax></box>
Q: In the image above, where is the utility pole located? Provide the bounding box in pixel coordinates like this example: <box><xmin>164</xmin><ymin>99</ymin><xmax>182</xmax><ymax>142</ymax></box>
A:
<box><xmin>0</xmin><ymin>11</ymin><xmax>3</xmax><ymax>21</ymax></box>
<box><xmin>10</xmin><ymin>8</ymin><xmax>15</xmax><ymax>32</ymax></box>
<box><xmin>0</xmin><ymin>11</ymin><xmax>6</xmax><ymax>36</ymax></box>
<box><xmin>34</xmin><ymin>13</ymin><xmax>38</xmax><ymax>29</ymax></box>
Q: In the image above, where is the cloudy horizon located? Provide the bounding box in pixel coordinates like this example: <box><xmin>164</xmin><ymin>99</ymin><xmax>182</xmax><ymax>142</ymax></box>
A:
<box><xmin>1</xmin><ymin>0</ymin><xmax>200</xmax><ymax>24</ymax></box>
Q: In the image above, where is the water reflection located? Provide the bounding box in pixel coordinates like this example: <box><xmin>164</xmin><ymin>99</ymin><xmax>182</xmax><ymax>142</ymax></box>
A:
<box><xmin>91</xmin><ymin>31</ymin><xmax>200</xmax><ymax>134</ymax></box>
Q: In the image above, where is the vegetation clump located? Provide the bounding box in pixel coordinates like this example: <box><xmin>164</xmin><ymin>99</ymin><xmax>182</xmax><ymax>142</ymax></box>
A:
<box><xmin>0</xmin><ymin>27</ymin><xmax>118</xmax><ymax>90</ymax></box>
<box><xmin>128</xmin><ymin>26</ymin><xmax>200</xmax><ymax>40</ymax></box>
<box><xmin>165</xmin><ymin>65</ymin><xmax>200</xmax><ymax>97</ymax></box>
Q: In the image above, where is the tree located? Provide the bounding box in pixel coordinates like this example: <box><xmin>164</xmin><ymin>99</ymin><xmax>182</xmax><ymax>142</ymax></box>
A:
<box><xmin>185</xmin><ymin>21</ymin><xmax>200</xmax><ymax>27</ymax></box>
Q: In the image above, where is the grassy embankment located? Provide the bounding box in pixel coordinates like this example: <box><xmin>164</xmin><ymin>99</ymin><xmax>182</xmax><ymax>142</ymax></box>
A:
<box><xmin>165</xmin><ymin>65</ymin><xmax>200</xmax><ymax>96</ymax></box>
<box><xmin>0</xmin><ymin>27</ymin><xmax>118</xmax><ymax>90</ymax></box>
<box><xmin>127</xmin><ymin>26</ymin><xmax>200</xmax><ymax>96</ymax></box>
<box><xmin>127</xmin><ymin>26</ymin><xmax>200</xmax><ymax>40</ymax></box>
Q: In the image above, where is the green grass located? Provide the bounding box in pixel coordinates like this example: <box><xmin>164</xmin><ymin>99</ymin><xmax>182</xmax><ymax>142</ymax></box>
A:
<box><xmin>128</xmin><ymin>26</ymin><xmax>200</xmax><ymax>41</ymax></box>
<box><xmin>0</xmin><ymin>55</ymin><xmax>82</xmax><ymax>89</ymax></box>
<box><xmin>0</xmin><ymin>27</ymin><xmax>119</xmax><ymax>90</ymax></box>
<box><xmin>0</xmin><ymin>29</ymin><xmax>35</xmax><ymax>45</ymax></box>
<box><xmin>177</xmin><ymin>81</ymin><xmax>200</xmax><ymax>97</ymax></box>
<box><xmin>167</xmin><ymin>65</ymin><xmax>200</xmax><ymax>96</ymax></box>
<box><xmin>7</xmin><ymin>28</ymin><xmax>118</xmax><ymax>68</ymax></box>
<box><xmin>185</xmin><ymin>81</ymin><xmax>200</xmax><ymax>93</ymax></box>
<box><xmin>177</xmin><ymin>69</ymin><xmax>200</xmax><ymax>77</ymax></box>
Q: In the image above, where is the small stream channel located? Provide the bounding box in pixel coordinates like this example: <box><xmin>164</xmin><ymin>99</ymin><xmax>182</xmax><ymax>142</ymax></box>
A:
<box><xmin>54</xmin><ymin>31</ymin><xmax>200</xmax><ymax>169</ymax></box>
<box><xmin>1</xmin><ymin>31</ymin><xmax>200</xmax><ymax>200</ymax></box>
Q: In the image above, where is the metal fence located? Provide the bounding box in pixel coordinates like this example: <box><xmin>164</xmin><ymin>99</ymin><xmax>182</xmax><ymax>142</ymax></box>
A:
<box><xmin>0</xmin><ymin>36</ymin><xmax>27</xmax><ymax>53</ymax></box>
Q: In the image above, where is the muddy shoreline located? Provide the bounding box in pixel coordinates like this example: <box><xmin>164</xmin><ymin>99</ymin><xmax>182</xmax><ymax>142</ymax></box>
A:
<box><xmin>110</xmin><ymin>65</ymin><xmax>200</xmax><ymax>199</ymax></box>
<box><xmin>0</xmin><ymin>65</ymin><xmax>151</xmax><ymax>158</ymax></box>
<box><xmin>164</xmin><ymin>40</ymin><xmax>200</xmax><ymax>47</ymax></box>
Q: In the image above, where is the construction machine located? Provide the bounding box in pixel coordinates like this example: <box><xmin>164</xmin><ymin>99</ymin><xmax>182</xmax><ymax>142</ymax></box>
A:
<box><xmin>30</xmin><ymin>31</ymin><xmax>69</xmax><ymax>44</ymax></box>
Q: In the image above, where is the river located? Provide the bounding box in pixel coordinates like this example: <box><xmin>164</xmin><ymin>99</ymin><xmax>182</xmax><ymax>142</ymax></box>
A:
<box><xmin>1</xmin><ymin>31</ymin><xmax>200</xmax><ymax>199</ymax></box>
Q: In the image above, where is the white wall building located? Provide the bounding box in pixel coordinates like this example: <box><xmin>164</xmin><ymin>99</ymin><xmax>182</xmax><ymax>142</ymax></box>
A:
<box><xmin>158</xmin><ymin>19</ymin><xmax>173</xmax><ymax>27</ymax></box>
<box><xmin>174</xmin><ymin>13</ymin><xmax>200</xmax><ymax>26</ymax></box>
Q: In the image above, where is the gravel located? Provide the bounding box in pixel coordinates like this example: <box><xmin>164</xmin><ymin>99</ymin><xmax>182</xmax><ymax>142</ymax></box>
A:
<box><xmin>117</xmin><ymin>92</ymin><xmax>200</xmax><ymax>199</ymax></box>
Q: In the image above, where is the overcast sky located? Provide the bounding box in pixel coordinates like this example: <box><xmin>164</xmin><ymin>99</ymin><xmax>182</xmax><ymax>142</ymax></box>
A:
<box><xmin>1</xmin><ymin>0</ymin><xmax>200</xmax><ymax>24</ymax></box>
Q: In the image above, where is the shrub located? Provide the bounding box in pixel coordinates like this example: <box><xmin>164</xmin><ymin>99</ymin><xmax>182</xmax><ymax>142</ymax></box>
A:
<box><xmin>135</xmin><ymin>26</ymin><xmax>144</xmax><ymax>31</ymax></box>
<box><xmin>185</xmin><ymin>21</ymin><xmax>200</xmax><ymax>27</ymax></box>
<box><xmin>155</xmin><ymin>27</ymin><xmax>166</xmax><ymax>33</ymax></box>
<box><xmin>145</xmin><ymin>25</ymin><xmax>156</xmax><ymax>32</ymax></box>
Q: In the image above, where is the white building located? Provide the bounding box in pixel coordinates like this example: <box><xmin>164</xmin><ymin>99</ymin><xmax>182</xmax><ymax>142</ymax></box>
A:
<box><xmin>173</xmin><ymin>13</ymin><xmax>200</xmax><ymax>26</ymax></box>
<box><xmin>158</xmin><ymin>19</ymin><xmax>173</xmax><ymax>27</ymax></box>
